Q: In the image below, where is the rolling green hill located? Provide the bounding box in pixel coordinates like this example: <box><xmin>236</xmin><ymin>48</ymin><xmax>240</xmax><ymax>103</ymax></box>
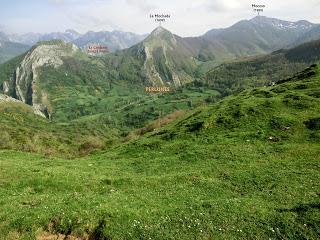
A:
<box><xmin>205</xmin><ymin>39</ymin><xmax>320</xmax><ymax>96</ymax></box>
<box><xmin>0</xmin><ymin>65</ymin><xmax>319</xmax><ymax>239</ymax></box>
<box><xmin>0</xmin><ymin>80</ymin><xmax>220</xmax><ymax>156</ymax></box>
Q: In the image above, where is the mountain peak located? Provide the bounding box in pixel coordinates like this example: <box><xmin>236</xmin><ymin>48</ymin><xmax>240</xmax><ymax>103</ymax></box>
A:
<box><xmin>150</xmin><ymin>26</ymin><xmax>171</xmax><ymax>36</ymax></box>
<box><xmin>250</xmin><ymin>15</ymin><xmax>268</xmax><ymax>21</ymax></box>
<box><xmin>249</xmin><ymin>16</ymin><xmax>280</xmax><ymax>25</ymax></box>
<box><xmin>144</xmin><ymin>26</ymin><xmax>176</xmax><ymax>44</ymax></box>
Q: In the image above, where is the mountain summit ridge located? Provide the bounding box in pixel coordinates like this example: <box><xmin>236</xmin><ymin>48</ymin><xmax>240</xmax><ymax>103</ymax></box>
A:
<box><xmin>151</xmin><ymin>26</ymin><xmax>167</xmax><ymax>34</ymax></box>
<box><xmin>249</xmin><ymin>16</ymin><xmax>315</xmax><ymax>30</ymax></box>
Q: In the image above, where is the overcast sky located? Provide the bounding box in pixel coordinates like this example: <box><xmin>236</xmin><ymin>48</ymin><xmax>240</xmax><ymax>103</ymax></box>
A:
<box><xmin>1</xmin><ymin>0</ymin><xmax>320</xmax><ymax>36</ymax></box>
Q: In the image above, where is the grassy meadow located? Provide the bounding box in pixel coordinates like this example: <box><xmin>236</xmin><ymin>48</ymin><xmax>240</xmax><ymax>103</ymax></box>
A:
<box><xmin>0</xmin><ymin>65</ymin><xmax>319</xmax><ymax>239</ymax></box>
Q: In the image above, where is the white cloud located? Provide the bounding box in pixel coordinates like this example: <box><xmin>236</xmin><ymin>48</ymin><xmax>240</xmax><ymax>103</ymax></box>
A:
<box><xmin>126</xmin><ymin>0</ymin><xmax>157</xmax><ymax>13</ymax></box>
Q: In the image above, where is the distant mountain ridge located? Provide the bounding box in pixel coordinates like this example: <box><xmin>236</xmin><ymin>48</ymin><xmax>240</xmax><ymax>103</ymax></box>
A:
<box><xmin>200</xmin><ymin>16</ymin><xmax>319</xmax><ymax>57</ymax></box>
<box><xmin>5</xmin><ymin>29</ymin><xmax>147</xmax><ymax>52</ymax></box>
<box><xmin>0</xmin><ymin>34</ymin><xmax>30</xmax><ymax>64</ymax></box>
<box><xmin>74</xmin><ymin>30</ymin><xmax>147</xmax><ymax>52</ymax></box>
<box><xmin>1</xmin><ymin>16</ymin><xmax>320</xmax><ymax>65</ymax></box>
<box><xmin>0</xmin><ymin>29</ymin><xmax>146</xmax><ymax>63</ymax></box>
<box><xmin>113</xmin><ymin>16</ymin><xmax>320</xmax><ymax>87</ymax></box>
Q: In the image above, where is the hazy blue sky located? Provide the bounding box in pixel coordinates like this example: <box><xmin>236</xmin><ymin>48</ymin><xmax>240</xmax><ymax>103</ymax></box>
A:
<box><xmin>1</xmin><ymin>0</ymin><xmax>320</xmax><ymax>36</ymax></box>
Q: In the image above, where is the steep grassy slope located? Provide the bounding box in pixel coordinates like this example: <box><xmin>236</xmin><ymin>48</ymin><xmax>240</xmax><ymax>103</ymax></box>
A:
<box><xmin>0</xmin><ymin>65</ymin><xmax>319</xmax><ymax>239</ymax></box>
<box><xmin>0</xmin><ymin>99</ymin><xmax>119</xmax><ymax>157</ymax></box>
<box><xmin>205</xmin><ymin>39</ymin><xmax>320</xmax><ymax>96</ymax></box>
<box><xmin>0</xmin><ymin>54</ymin><xmax>25</xmax><ymax>96</ymax></box>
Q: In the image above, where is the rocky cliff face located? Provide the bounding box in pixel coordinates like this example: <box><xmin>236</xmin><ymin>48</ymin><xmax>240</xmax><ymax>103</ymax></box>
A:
<box><xmin>135</xmin><ymin>26</ymin><xmax>197</xmax><ymax>87</ymax></box>
<box><xmin>11</xmin><ymin>40</ymin><xmax>78</xmax><ymax>118</ymax></box>
<box><xmin>2</xmin><ymin>81</ymin><xmax>9</xmax><ymax>94</ymax></box>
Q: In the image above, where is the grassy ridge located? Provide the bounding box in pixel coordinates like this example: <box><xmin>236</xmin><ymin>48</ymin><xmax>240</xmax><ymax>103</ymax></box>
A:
<box><xmin>0</xmin><ymin>65</ymin><xmax>319</xmax><ymax>239</ymax></box>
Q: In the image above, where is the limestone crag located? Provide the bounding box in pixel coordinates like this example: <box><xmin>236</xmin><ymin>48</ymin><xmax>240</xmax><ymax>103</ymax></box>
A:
<box><xmin>2</xmin><ymin>81</ymin><xmax>9</xmax><ymax>94</ymax></box>
<box><xmin>140</xmin><ymin>26</ymin><xmax>184</xmax><ymax>87</ymax></box>
<box><xmin>12</xmin><ymin>41</ymin><xmax>78</xmax><ymax>116</ymax></box>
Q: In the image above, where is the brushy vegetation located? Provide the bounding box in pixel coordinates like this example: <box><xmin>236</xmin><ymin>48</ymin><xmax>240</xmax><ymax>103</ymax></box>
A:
<box><xmin>0</xmin><ymin>65</ymin><xmax>319</xmax><ymax>239</ymax></box>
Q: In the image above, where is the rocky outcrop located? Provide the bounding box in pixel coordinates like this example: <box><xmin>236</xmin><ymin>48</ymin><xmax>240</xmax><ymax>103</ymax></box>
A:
<box><xmin>12</xmin><ymin>40</ymin><xmax>78</xmax><ymax>117</ymax></box>
<box><xmin>143</xmin><ymin>27</ymin><xmax>179</xmax><ymax>86</ymax></box>
<box><xmin>0</xmin><ymin>94</ymin><xmax>21</xmax><ymax>103</ymax></box>
<box><xmin>132</xmin><ymin>26</ymin><xmax>196</xmax><ymax>87</ymax></box>
<box><xmin>2</xmin><ymin>81</ymin><xmax>9</xmax><ymax>95</ymax></box>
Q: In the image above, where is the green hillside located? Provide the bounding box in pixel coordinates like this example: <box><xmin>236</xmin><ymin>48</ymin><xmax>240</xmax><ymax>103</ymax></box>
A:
<box><xmin>205</xmin><ymin>39</ymin><xmax>320</xmax><ymax>96</ymax></box>
<box><xmin>0</xmin><ymin>98</ymin><xmax>120</xmax><ymax>157</ymax></box>
<box><xmin>0</xmin><ymin>65</ymin><xmax>319</xmax><ymax>239</ymax></box>
<box><xmin>0</xmin><ymin>80</ymin><xmax>220</xmax><ymax>156</ymax></box>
